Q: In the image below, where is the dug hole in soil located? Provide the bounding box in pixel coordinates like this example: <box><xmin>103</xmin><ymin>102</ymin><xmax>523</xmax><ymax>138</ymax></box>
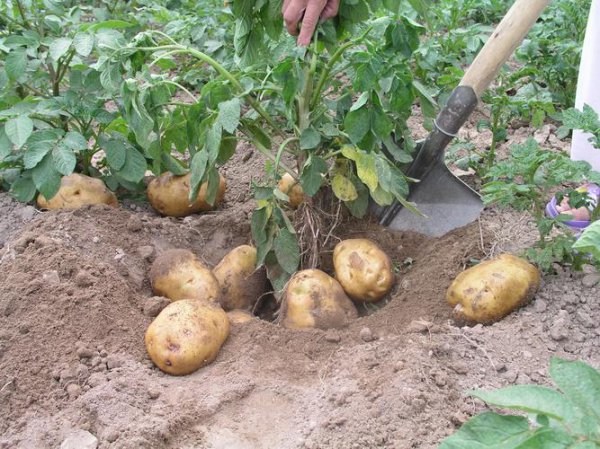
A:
<box><xmin>1</xmin><ymin>133</ymin><xmax>599</xmax><ymax>449</ymax></box>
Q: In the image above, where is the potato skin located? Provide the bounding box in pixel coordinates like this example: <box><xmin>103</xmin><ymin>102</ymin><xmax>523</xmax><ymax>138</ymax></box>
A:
<box><xmin>36</xmin><ymin>173</ymin><xmax>118</xmax><ymax>210</ymax></box>
<box><xmin>150</xmin><ymin>249</ymin><xmax>221</xmax><ymax>303</ymax></box>
<box><xmin>145</xmin><ymin>299</ymin><xmax>229</xmax><ymax>375</ymax></box>
<box><xmin>212</xmin><ymin>245</ymin><xmax>267</xmax><ymax>311</ymax></box>
<box><xmin>147</xmin><ymin>172</ymin><xmax>226</xmax><ymax>217</ymax></box>
<box><xmin>227</xmin><ymin>309</ymin><xmax>255</xmax><ymax>325</ymax></box>
<box><xmin>446</xmin><ymin>254</ymin><xmax>541</xmax><ymax>325</ymax></box>
<box><xmin>278</xmin><ymin>173</ymin><xmax>304</xmax><ymax>208</ymax></box>
<box><xmin>281</xmin><ymin>269</ymin><xmax>358</xmax><ymax>329</ymax></box>
<box><xmin>333</xmin><ymin>239</ymin><xmax>394</xmax><ymax>302</ymax></box>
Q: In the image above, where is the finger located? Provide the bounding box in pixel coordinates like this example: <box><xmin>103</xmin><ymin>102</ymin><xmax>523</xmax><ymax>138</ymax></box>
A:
<box><xmin>320</xmin><ymin>0</ymin><xmax>339</xmax><ymax>19</ymax></box>
<box><xmin>283</xmin><ymin>0</ymin><xmax>307</xmax><ymax>36</ymax></box>
<box><xmin>297</xmin><ymin>0</ymin><xmax>325</xmax><ymax>46</ymax></box>
<box><xmin>282</xmin><ymin>0</ymin><xmax>292</xmax><ymax>14</ymax></box>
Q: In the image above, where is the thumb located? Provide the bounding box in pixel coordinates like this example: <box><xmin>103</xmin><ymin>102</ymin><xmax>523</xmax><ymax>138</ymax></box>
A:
<box><xmin>297</xmin><ymin>0</ymin><xmax>325</xmax><ymax>46</ymax></box>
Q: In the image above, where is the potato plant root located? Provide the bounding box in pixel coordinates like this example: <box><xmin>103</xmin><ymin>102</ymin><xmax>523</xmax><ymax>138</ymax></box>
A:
<box><xmin>0</xmin><ymin>147</ymin><xmax>599</xmax><ymax>449</ymax></box>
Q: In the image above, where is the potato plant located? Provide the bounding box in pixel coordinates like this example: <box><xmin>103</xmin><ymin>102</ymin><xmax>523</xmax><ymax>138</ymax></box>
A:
<box><xmin>99</xmin><ymin>0</ymin><xmax>434</xmax><ymax>290</ymax></box>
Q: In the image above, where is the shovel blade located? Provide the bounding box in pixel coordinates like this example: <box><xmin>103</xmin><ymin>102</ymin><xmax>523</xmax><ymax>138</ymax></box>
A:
<box><xmin>386</xmin><ymin>161</ymin><xmax>483</xmax><ymax>237</ymax></box>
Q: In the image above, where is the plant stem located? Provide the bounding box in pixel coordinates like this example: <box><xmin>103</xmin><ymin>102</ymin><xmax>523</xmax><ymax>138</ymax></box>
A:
<box><xmin>310</xmin><ymin>28</ymin><xmax>371</xmax><ymax>110</ymax></box>
<box><xmin>56</xmin><ymin>51</ymin><xmax>76</xmax><ymax>86</ymax></box>
<box><xmin>155</xmin><ymin>80</ymin><xmax>198</xmax><ymax>103</ymax></box>
<box><xmin>14</xmin><ymin>0</ymin><xmax>29</xmax><ymax>28</ymax></box>
<box><xmin>239</xmin><ymin>129</ymin><xmax>298</xmax><ymax>180</ymax></box>
<box><xmin>274</xmin><ymin>137</ymin><xmax>299</xmax><ymax>174</ymax></box>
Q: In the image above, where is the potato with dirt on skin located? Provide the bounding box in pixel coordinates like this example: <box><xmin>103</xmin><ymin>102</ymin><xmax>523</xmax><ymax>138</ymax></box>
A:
<box><xmin>227</xmin><ymin>309</ymin><xmax>255</xmax><ymax>325</ymax></box>
<box><xmin>446</xmin><ymin>253</ymin><xmax>541</xmax><ymax>325</ymax></box>
<box><xmin>212</xmin><ymin>245</ymin><xmax>268</xmax><ymax>311</ymax></box>
<box><xmin>36</xmin><ymin>173</ymin><xmax>118</xmax><ymax>210</ymax></box>
<box><xmin>145</xmin><ymin>299</ymin><xmax>229</xmax><ymax>375</ymax></box>
<box><xmin>281</xmin><ymin>269</ymin><xmax>358</xmax><ymax>329</ymax></box>
<box><xmin>278</xmin><ymin>173</ymin><xmax>304</xmax><ymax>208</ymax></box>
<box><xmin>147</xmin><ymin>171</ymin><xmax>226</xmax><ymax>217</ymax></box>
<box><xmin>150</xmin><ymin>249</ymin><xmax>221</xmax><ymax>303</ymax></box>
<box><xmin>333</xmin><ymin>239</ymin><xmax>395</xmax><ymax>302</ymax></box>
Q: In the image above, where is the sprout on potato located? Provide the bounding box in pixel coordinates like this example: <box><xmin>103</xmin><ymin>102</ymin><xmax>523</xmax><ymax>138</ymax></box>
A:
<box><xmin>145</xmin><ymin>299</ymin><xmax>229</xmax><ymax>375</ymax></box>
<box><xmin>212</xmin><ymin>245</ymin><xmax>267</xmax><ymax>311</ymax></box>
<box><xmin>149</xmin><ymin>249</ymin><xmax>221</xmax><ymax>303</ymax></box>
<box><xmin>277</xmin><ymin>173</ymin><xmax>304</xmax><ymax>208</ymax></box>
<box><xmin>281</xmin><ymin>269</ymin><xmax>358</xmax><ymax>329</ymax></box>
<box><xmin>147</xmin><ymin>171</ymin><xmax>226</xmax><ymax>217</ymax></box>
<box><xmin>446</xmin><ymin>254</ymin><xmax>541</xmax><ymax>325</ymax></box>
<box><xmin>36</xmin><ymin>173</ymin><xmax>118</xmax><ymax>210</ymax></box>
<box><xmin>333</xmin><ymin>239</ymin><xmax>394</xmax><ymax>302</ymax></box>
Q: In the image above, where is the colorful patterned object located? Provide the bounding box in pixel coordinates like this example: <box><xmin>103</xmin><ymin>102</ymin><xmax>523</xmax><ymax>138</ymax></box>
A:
<box><xmin>546</xmin><ymin>184</ymin><xmax>600</xmax><ymax>234</ymax></box>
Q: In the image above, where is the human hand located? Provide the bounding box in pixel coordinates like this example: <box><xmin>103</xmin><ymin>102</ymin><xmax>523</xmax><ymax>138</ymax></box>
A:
<box><xmin>282</xmin><ymin>0</ymin><xmax>340</xmax><ymax>46</ymax></box>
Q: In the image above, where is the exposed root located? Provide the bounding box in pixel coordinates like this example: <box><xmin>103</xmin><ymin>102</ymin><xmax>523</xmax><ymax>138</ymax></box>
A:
<box><xmin>295</xmin><ymin>191</ymin><xmax>344</xmax><ymax>270</ymax></box>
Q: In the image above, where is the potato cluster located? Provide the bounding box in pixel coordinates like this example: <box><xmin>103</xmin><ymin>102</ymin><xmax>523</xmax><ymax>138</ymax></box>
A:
<box><xmin>279</xmin><ymin>239</ymin><xmax>395</xmax><ymax>330</ymax></box>
<box><xmin>145</xmin><ymin>245</ymin><xmax>268</xmax><ymax>376</ymax></box>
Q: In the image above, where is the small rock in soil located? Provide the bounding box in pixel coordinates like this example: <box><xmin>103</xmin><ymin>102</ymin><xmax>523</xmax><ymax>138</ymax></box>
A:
<box><xmin>359</xmin><ymin>327</ymin><xmax>376</xmax><ymax>342</ymax></box>
<box><xmin>76</xmin><ymin>346</ymin><xmax>94</xmax><ymax>360</ymax></box>
<box><xmin>533</xmin><ymin>299</ymin><xmax>547</xmax><ymax>313</ymax></box>
<box><xmin>126</xmin><ymin>216</ymin><xmax>143</xmax><ymax>232</ymax></box>
<box><xmin>137</xmin><ymin>245</ymin><xmax>155</xmax><ymax>261</ymax></box>
<box><xmin>407</xmin><ymin>320</ymin><xmax>432</xmax><ymax>333</ymax></box>
<box><xmin>582</xmin><ymin>274</ymin><xmax>600</xmax><ymax>288</ymax></box>
<box><xmin>576</xmin><ymin>310</ymin><xmax>595</xmax><ymax>328</ymax></box>
<box><xmin>42</xmin><ymin>270</ymin><xmax>60</xmax><ymax>285</ymax></box>
<box><xmin>143</xmin><ymin>296</ymin><xmax>170</xmax><ymax>317</ymax></box>
<box><xmin>105</xmin><ymin>430</ymin><xmax>119</xmax><ymax>443</ymax></box>
<box><xmin>60</xmin><ymin>430</ymin><xmax>98</xmax><ymax>449</ymax></box>
<box><xmin>66</xmin><ymin>383</ymin><xmax>81</xmax><ymax>398</ymax></box>
<box><xmin>324</xmin><ymin>330</ymin><xmax>341</xmax><ymax>343</ymax></box>
<box><xmin>106</xmin><ymin>355</ymin><xmax>124</xmax><ymax>370</ymax></box>
<box><xmin>148</xmin><ymin>387</ymin><xmax>161</xmax><ymax>399</ymax></box>
<box><xmin>92</xmin><ymin>236</ymin><xmax>100</xmax><ymax>243</ymax></box>
<box><xmin>18</xmin><ymin>206</ymin><xmax>37</xmax><ymax>222</ymax></box>
<box><xmin>74</xmin><ymin>271</ymin><xmax>95</xmax><ymax>288</ymax></box>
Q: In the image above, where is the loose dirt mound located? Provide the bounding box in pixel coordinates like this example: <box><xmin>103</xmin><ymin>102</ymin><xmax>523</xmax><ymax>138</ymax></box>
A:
<box><xmin>0</xmin><ymin>147</ymin><xmax>598</xmax><ymax>448</ymax></box>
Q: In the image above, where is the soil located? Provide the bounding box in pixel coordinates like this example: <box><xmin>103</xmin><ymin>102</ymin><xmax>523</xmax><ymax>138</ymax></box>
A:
<box><xmin>1</xmin><ymin>121</ymin><xmax>599</xmax><ymax>449</ymax></box>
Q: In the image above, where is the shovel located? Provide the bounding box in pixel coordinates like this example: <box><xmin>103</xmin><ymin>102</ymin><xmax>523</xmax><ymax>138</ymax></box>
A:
<box><xmin>378</xmin><ymin>0</ymin><xmax>550</xmax><ymax>236</ymax></box>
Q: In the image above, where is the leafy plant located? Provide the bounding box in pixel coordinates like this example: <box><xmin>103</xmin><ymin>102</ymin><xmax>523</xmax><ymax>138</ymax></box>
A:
<box><xmin>0</xmin><ymin>0</ymin><xmax>151</xmax><ymax>200</ymax></box>
<box><xmin>100</xmin><ymin>1</ymin><xmax>434</xmax><ymax>290</ymax></box>
<box><xmin>481</xmin><ymin>138</ymin><xmax>600</xmax><ymax>271</ymax></box>
<box><xmin>516</xmin><ymin>0</ymin><xmax>591</xmax><ymax>109</ymax></box>
<box><xmin>440</xmin><ymin>357</ymin><xmax>600</xmax><ymax>449</ymax></box>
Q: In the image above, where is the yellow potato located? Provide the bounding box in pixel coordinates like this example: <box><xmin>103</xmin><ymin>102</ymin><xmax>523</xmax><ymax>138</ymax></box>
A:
<box><xmin>446</xmin><ymin>254</ymin><xmax>541</xmax><ymax>325</ymax></box>
<box><xmin>36</xmin><ymin>173</ymin><xmax>118</xmax><ymax>210</ymax></box>
<box><xmin>147</xmin><ymin>172</ymin><xmax>226</xmax><ymax>217</ymax></box>
<box><xmin>333</xmin><ymin>239</ymin><xmax>394</xmax><ymax>302</ymax></box>
<box><xmin>212</xmin><ymin>245</ymin><xmax>267</xmax><ymax>311</ymax></box>
<box><xmin>278</xmin><ymin>173</ymin><xmax>304</xmax><ymax>208</ymax></box>
<box><xmin>281</xmin><ymin>269</ymin><xmax>358</xmax><ymax>329</ymax></box>
<box><xmin>149</xmin><ymin>249</ymin><xmax>221</xmax><ymax>303</ymax></box>
<box><xmin>227</xmin><ymin>309</ymin><xmax>255</xmax><ymax>325</ymax></box>
<box><xmin>145</xmin><ymin>299</ymin><xmax>229</xmax><ymax>375</ymax></box>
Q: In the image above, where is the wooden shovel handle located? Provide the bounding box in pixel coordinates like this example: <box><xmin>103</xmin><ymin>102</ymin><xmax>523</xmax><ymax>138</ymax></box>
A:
<box><xmin>459</xmin><ymin>0</ymin><xmax>551</xmax><ymax>98</ymax></box>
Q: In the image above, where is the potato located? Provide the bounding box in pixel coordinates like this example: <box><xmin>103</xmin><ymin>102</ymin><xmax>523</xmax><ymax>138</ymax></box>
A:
<box><xmin>212</xmin><ymin>245</ymin><xmax>267</xmax><ymax>311</ymax></box>
<box><xmin>333</xmin><ymin>239</ymin><xmax>394</xmax><ymax>302</ymax></box>
<box><xmin>281</xmin><ymin>269</ymin><xmax>358</xmax><ymax>329</ymax></box>
<box><xmin>147</xmin><ymin>172</ymin><xmax>226</xmax><ymax>217</ymax></box>
<box><xmin>150</xmin><ymin>249</ymin><xmax>221</xmax><ymax>303</ymax></box>
<box><xmin>227</xmin><ymin>309</ymin><xmax>255</xmax><ymax>325</ymax></box>
<box><xmin>145</xmin><ymin>299</ymin><xmax>229</xmax><ymax>375</ymax></box>
<box><xmin>278</xmin><ymin>173</ymin><xmax>304</xmax><ymax>208</ymax></box>
<box><xmin>36</xmin><ymin>173</ymin><xmax>118</xmax><ymax>210</ymax></box>
<box><xmin>446</xmin><ymin>254</ymin><xmax>541</xmax><ymax>325</ymax></box>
